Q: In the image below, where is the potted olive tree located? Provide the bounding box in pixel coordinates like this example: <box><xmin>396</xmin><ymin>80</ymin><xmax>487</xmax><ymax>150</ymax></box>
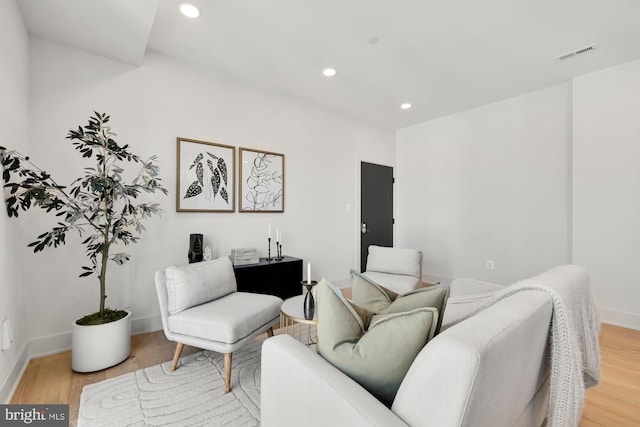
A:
<box><xmin>0</xmin><ymin>112</ymin><xmax>168</xmax><ymax>372</ymax></box>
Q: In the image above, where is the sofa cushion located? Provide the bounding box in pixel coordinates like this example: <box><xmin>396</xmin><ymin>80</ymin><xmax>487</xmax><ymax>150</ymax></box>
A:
<box><xmin>352</xmin><ymin>271</ymin><xmax>449</xmax><ymax>335</ymax></box>
<box><xmin>168</xmin><ymin>292</ymin><xmax>281</xmax><ymax>344</ymax></box>
<box><xmin>365</xmin><ymin>246</ymin><xmax>422</xmax><ymax>278</ymax></box>
<box><xmin>317</xmin><ymin>278</ymin><xmax>437</xmax><ymax>407</ymax></box>
<box><xmin>165</xmin><ymin>257</ymin><xmax>237</xmax><ymax>315</ymax></box>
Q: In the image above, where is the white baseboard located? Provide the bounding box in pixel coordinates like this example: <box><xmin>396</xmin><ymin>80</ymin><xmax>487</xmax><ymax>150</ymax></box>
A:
<box><xmin>0</xmin><ymin>313</ymin><xmax>164</xmax><ymax>403</ymax></box>
<box><xmin>598</xmin><ymin>307</ymin><xmax>640</xmax><ymax>331</ymax></box>
<box><xmin>0</xmin><ymin>342</ymin><xmax>28</xmax><ymax>404</ymax></box>
<box><xmin>422</xmin><ymin>274</ymin><xmax>453</xmax><ymax>286</ymax></box>
<box><xmin>28</xmin><ymin>314</ymin><xmax>163</xmax><ymax>359</ymax></box>
<box><xmin>28</xmin><ymin>331</ymin><xmax>72</xmax><ymax>359</ymax></box>
<box><xmin>131</xmin><ymin>314</ymin><xmax>163</xmax><ymax>336</ymax></box>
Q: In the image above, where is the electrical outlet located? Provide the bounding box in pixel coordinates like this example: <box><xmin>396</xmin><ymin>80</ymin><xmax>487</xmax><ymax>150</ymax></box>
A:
<box><xmin>1</xmin><ymin>318</ymin><xmax>13</xmax><ymax>351</ymax></box>
<box><xmin>486</xmin><ymin>260</ymin><xmax>495</xmax><ymax>270</ymax></box>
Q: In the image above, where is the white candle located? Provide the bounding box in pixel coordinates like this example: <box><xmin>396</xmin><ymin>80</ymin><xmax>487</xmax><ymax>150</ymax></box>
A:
<box><xmin>307</xmin><ymin>262</ymin><xmax>311</xmax><ymax>284</ymax></box>
<box><xmin>276</xmin><ymin>227</ymin><xmax>279</xmax><ymax>242</ymax></box>
<box><xmin>268</xmin><ymin>224</ymin><xmax>271</xmax><ymax>239</ymax></box>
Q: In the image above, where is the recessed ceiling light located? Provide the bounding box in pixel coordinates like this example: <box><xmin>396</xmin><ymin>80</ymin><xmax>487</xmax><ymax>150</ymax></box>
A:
<box><xmin>400</xmin><ymin>103</ymin><xmax>412</xmax><ymax>110</ymax></box>
<box><xmin>322</xmin><ymin>68</ymin><xmax>337</xmax><ymax>77</ymax></box>
<box><xmin>180</xmin><ymin>3</ymin><xmax>200</xmax><ymax>18</ymax></box>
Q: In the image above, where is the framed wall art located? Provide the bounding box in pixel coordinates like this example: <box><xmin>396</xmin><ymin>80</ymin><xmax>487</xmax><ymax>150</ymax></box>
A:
<box><xmin>239</xmin><ymin>148</ymin><xmax>284</xmax><ymax>212</ymax></box>
<box><xmin>176</xmin><ymin>138</ymin><xmax>235</xmax><ymax>212</ymax></box>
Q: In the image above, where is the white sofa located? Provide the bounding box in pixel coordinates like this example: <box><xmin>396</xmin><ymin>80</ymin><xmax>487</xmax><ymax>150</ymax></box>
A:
<box><xmin>362</xmin><ymin>245</ymin><xmax>423</xmax><ymax>294</ymax></box>
<box><xmin>262</xmin><ymin>269</ymin><xmax>563</xmax><ymax>427</ymax></box>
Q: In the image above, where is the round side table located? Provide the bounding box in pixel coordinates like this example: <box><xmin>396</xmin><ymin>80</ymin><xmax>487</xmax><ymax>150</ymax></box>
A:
<box><xmin>280</xmin><ymin>295</ymin><xmax>318</xmax><ymax>348</ymax></box>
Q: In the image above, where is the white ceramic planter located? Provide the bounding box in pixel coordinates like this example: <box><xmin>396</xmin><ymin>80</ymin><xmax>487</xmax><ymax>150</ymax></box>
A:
<box><xmin>72</xmin><ymin>310</ymin><xmax>131</xmax><ymax>372</ymax></box>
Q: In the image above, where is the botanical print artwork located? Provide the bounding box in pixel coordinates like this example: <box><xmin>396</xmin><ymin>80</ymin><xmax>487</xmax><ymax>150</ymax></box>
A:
<box><xmin>244</xmin><ymin>153</ymin><xmax>281</xmax><ymax>208</ymax></box>
<box><xmin>184</xmin><ymin>152</ymin><xmax>229</xmax><ymax>203</ymax></box>
<box><xmin>240</xmin><ymin>148</ymin><xmax>284</xmax><ymax>212</ymax></box>
<box><xmin>177</xmin><ymin>138</ymin><xmax>235</xmax><ymax>212</ymax></box>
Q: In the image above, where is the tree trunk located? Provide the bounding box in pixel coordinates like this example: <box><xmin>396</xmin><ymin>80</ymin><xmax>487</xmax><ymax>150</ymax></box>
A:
<box><xmin>99</xmin><ymin>241</ymin><xmax>109</xmax><ymax>316</ymax></box>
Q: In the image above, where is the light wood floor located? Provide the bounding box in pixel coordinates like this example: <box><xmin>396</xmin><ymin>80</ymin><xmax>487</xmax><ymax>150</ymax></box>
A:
<box><xmin>581</xmin><ymin>323</ymin><xmax>640</xmax><ymax>426</ymax></box>
<box><xmin>10</xmin><ymin>323</ymin><xmax>640</xmax><ymax>426</ymax></box>
<box><xmin>10</xmin><ymin>331</ymin><xmax>201</xmax><ymax>425</ymax></box>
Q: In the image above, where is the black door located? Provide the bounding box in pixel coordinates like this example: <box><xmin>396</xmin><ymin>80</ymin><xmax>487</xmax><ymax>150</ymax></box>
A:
<box><xmin>360</xmin><ymin>162</ymin><xmax>394</xmax><ymax>272</ymax></box>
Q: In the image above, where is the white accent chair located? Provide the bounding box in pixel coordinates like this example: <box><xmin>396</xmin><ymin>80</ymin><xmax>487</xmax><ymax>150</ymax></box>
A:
<box><xmin>362</xmin><ymin>245</ymin><xmax>423</xmax><ymax>294</ymax></box>
<box><xmin>155</xmin><ymin>256</ymin><xmax>282</xmax><ymax>393</ymax></box>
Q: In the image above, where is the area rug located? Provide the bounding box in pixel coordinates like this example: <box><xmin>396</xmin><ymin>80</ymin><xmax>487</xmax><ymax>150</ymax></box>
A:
<box><xmin>78</xmin><ymin>337</ymin><xmax>268</xmax><ymax>426</ymax></box>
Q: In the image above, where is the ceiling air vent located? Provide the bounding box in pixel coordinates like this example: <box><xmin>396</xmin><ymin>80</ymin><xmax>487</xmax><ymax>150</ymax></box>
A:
<box><xmin>556</xmin><ymin>44</ymin><xmax>597</xmax><ymax>61</ymax></box>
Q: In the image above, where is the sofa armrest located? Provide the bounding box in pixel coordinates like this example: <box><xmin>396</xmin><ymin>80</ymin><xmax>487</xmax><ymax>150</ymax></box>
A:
<box><xmin>261</xmin><ymin>335</ymin><xmax>408</xmax><ymax>427</ymax></box>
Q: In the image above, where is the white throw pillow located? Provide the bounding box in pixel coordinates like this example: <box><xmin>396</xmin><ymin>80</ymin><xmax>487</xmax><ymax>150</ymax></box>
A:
<box><xmin>165</xmin><ymin>257</ymin><xmax>237</xmax><ymax>315</ymax></box>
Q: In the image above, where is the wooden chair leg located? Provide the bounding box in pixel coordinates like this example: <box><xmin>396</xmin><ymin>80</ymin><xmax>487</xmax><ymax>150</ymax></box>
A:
<box><xmin>171</xmin><ymin>343</ymin><xmax>185</xmax><ymax>372</ymax></box>
<box><xmin>224</xmin><ymin>353</ymin><xmax>233</xmax><ymax>393</ymax></box>
<box><xmin>267</xmin><ymin>327</ymin><xmax>274</xmax><ymax>337</ymax></box>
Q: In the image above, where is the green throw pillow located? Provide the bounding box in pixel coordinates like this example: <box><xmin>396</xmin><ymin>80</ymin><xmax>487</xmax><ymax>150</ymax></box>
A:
<box><xmin>317</xmin><ymin>278</ymin><xmax>437</xmax><ymax>406</ymax></box>
<box><xmin>351</xmin><ymin>270</ymin><xmax>449</xmax><ymax>335</ymax></box>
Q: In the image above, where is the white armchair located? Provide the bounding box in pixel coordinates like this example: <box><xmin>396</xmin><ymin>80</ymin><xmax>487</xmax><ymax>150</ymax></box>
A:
<box><xmin>155</xmin><ymin>256</ymin><xmax>281</xmax><ymax>393</ymax></box>
<box><xmin>362</xmin><ymin>245</ymin><xmax>423</xmax><ymax>294</ymax></box>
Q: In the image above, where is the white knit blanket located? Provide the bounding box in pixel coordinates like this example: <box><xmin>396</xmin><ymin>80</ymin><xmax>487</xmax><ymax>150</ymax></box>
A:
<box><xmin>447</xmin><ymin>265</ymin><xmax>600</xmax><ymax>427</ymax></box>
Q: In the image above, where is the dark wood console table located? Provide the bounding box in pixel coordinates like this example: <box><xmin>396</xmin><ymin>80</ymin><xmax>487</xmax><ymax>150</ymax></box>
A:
<box><xmin>233</xmin><ymin>256</ymin><xmax>303</xmax><ymax>300</ymax></box>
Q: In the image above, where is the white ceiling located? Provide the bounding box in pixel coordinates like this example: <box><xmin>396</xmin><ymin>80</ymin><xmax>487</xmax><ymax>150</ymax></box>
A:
<box><xmin>16</xmin><ymin>0</ymin><xmax>640</xmax><ymax>130</ymax></box>
<box><xmin>17</xmin><ymin>0</ymin><xmax>158</xmax><ymax>66</ymax></box>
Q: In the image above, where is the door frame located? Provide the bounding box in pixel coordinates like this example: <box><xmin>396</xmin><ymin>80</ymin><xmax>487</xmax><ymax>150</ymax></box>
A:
<box><xmin>354</xmin><ymin>157</ymin><xmax>396</xmax><ymax>272</ymax></box>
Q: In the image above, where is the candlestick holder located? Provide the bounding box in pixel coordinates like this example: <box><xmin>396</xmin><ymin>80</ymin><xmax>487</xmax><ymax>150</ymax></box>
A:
<box><xmin>301</xmin><ymin>280</ymin><xmax>318</xmax><ymax>320</ymax></box>
<box><xmin>267</xmin><ymin>237</ymin><xmax>272</xmax><ymax>261</ymax></box>
<box><xmin>276</xmin><ymin>243</ymin><xmax>284</xmax><ymax>261</ymax></box>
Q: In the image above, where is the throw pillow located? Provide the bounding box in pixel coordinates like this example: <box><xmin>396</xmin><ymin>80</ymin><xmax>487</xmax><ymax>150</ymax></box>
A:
<box><xmin>317</xmin><ymin>278</ymin><xmax>437</xmax><ymax>406</ymax></box>
<box><xmin>351</xmin><ymin>270</ymin><xmax>449</xmax><ymax>335</ymax></box>
<box><xmin>165</xmin><ymin>257</ymin><xmax>237</xmax><ymax>315</ymax></box>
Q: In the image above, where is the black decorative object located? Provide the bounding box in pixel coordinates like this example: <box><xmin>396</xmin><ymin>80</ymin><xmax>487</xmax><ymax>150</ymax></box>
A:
<box><xmin>188</xmin><ymin>233</ymin><xmax>204</xmax><ymax>263</ymax></box>
<box><xmin>267</xmin><ymin>237</ymin><xmax>272</xmax><ymax>261</ymax></box>
<box><xmin>233</xmin><ymin>256</ymin><xmax>303</xmax><ymax>300</ymax></box>
<box><xmin>302</xmin><ymin>280</ymin><xmax>318</xmax><ymax>320</ymax></box>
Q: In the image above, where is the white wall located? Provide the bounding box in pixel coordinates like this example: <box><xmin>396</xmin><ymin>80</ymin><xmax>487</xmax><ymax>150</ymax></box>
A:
<box><xmin>573</xmin><ymin>59</ymin><xmax>640</xmax><ymax>330</ymax></box>
<box><xmin>397</xmin><ymin>61</ymin><xmax>640</xmax><ymax>330</ymax></box>
<box><xmin>396</xmin><ymin>84</ymin><xmax>572</xmax><ymax>285</ymax></box>
<box><xmin>0</xmin><ymin>0</ymin><xmax>29</xmax><ymax>402</ymax></box>
<box><xmin>22</xmin><ymin>38</ymin><xmax>394</xmax><ymax>353</ymax></box>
